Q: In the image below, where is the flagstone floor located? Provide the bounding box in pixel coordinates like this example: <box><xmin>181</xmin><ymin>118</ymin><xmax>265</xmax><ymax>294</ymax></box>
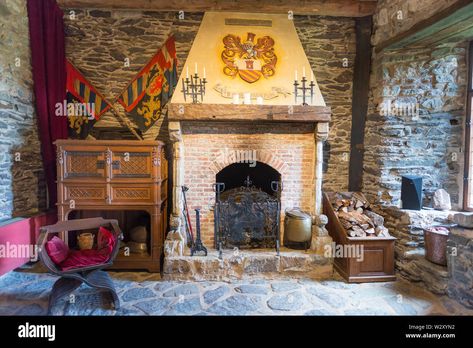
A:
<box><xmin>0</xmin><ymin>264</ymin><xmax>471</xmax><ymax>316</ymax></box>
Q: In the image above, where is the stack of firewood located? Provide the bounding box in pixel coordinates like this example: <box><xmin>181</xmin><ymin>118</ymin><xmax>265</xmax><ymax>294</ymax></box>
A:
<box><xmin>328</xmin><ymin>192</ymin><xmax>391</xmax><ymax>238</ymax></box>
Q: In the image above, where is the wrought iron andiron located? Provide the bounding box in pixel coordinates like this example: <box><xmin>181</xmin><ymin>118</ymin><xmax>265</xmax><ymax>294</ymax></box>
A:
<box><xmin>191</xmin><ymin>208</ymin><xmax>208</xmax><ymax>256</ymax></box>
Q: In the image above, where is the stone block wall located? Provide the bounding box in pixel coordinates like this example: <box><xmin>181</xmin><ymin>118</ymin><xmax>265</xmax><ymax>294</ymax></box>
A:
<box><xmin>294</xmin><ymin>16</ymin><xmax>356</xmax><ymax>192</ymax></box>
<box><xmin>63</xmin><ymin>10</ymin><xmax>356</xmax><ymax>191</ymax></box>
<box><xmin>447</xmin><ymin>227</ymin><xmax>473</xmax><ymax>308</ymax></box>
<box><xmin>372</xmin><ymin>0</ymin><xmax>460</xmax><ymax>46</ymax></box>
<box><xmin>364</xmin><ymin>0</ymin><xmax>467</xmax><ymax>208</ymax></box>
<box><xmin>363</xmin><ymin>45</ymin><xmax>467</xmax><ymax>207</ymax></box>
<box><xmin>64</xmin><ymin>10</ymin><xmax>203</xmax><ymax>142</ymax></box>
<box><xmin>0</xmin><ymin>0</ymin><xmax>46</xmax><ymax>221</ymax></box>
<box><xmin>382</xmin><ymin>206</ymin><xmax>450</xmax><ymax>294</ymax></box>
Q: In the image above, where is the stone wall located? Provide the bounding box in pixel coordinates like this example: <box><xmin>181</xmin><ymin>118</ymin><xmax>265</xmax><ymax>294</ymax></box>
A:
<box><xmin>0</xmin><ymin>0</ymin><xmax>46</xmax><ymax>221</ymax></box>
<box><xmin>64</xmin><ymin>10</ymin><xmax>203</xmax><ymax>142</ymax></box>
<box><xmin>382</xmin><ymin>206</ymin><xmax>450</xmax><ymax>294</ymax></box>
<box><xmin>64</xmin><ymin>10</ymin><xmax>356</xmax><ymax>191</ymax></box>
<box><xmin>294</xmin><ymin>16</ymin><xmax>356</xmax><ymax>192</ymax></box>
<box><xmin>363</xmin><ymin>44</ymin><xmax>467</xmax><ymax>207</ymax></box>
<box><xmin>364</xmin><ymin>0</ymin><xmax>469</xmax><ymax>297</ymax></box>
<box><xmin>447</xmin><ymin>227</ymin><xmax>473</xmax><ymax>308</ymax></box>
<box><xmin>372</xmin><ymin>0</ymin><xmax>460</xmax><ymax>46</ymax></box>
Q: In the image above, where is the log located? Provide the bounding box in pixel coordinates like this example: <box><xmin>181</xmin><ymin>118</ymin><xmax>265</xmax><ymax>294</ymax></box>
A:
<box><xmin>364</xmin><ymin>210</ymin><xmax>384</xmax><ymax>227</ymax></box>
<box><xmin>375</xmin><ymin>226</ymin><xmax>390</xmax><ymax>237</ymax></box>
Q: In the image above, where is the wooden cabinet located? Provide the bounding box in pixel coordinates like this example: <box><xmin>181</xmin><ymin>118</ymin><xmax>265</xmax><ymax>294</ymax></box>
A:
<box><xmin>55</xmin><ymin>140</ymin><xmax>168</xmax><ymax>272</ymax></box>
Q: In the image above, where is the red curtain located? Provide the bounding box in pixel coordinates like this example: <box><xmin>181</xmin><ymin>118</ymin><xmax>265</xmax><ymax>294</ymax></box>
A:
<box><xmin>27</xmin><ymin>0</ymin><xmax>68</xmax><ymax>208</ymax></box>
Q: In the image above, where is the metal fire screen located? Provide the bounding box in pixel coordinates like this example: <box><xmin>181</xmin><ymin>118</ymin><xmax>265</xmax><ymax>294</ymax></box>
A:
<box><xmin>214</xmin><ymin>179</ymin><xmax>281</xmax><ymax>250</ymax></box>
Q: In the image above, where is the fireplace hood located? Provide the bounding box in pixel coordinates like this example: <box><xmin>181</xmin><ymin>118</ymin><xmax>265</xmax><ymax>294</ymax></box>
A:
<box><xmin>170</xmin><ymin>11</ymin><xmax>326</xmax><ymax>108</ymax></box>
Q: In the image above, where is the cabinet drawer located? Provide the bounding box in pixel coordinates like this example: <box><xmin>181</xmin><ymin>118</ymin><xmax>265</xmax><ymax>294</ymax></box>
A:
<box><xmin>63</xmin><ymin>184</ymin><xmax>107</xmax><ymax>204</ymax></box>
<box><xmin>110</xmin><ymin>185</ymin><xmax>156</xmax><ymax>204</ymax></box>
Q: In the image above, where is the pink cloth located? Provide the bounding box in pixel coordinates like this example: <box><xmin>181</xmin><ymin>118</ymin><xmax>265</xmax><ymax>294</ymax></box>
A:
<box><xmin>60</xmin><ymin>227</ymin><xmax>115</xmax><ymax>271</ymax></box>
<box><xmin>45</xmin><ymin>236</ymin><xmax>69</xmax><ymax>265</ymax></box>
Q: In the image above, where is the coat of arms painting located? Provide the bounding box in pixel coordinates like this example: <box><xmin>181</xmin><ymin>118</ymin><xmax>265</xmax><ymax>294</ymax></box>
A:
<box><xmin>221</xmin><ymin>32</ymin><xmax>277</xmax><ymax>83</ymax></box>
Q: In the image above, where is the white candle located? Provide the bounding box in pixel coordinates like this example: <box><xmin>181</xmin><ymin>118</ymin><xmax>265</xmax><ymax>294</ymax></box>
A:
<box><xmin>256</xmin><ymin>96</ymin><xmax>263</xmax><ymax>105</ymax></box>
<box><xmin>302</xmin><ymin>66</ymin><xmax>306</xmax><ymax>78</ymax></box>
<box><xmin>195</xmin><ymin>63</ymin><xmax>198</xmax><ymax>74</ymax></box>
<box><xmin>186</xmin><ymin>66</ymin><xmax>189</xmax><ymax>79</ymax></box>
<box><xmin>232</xmin><ymin>94</ymin><xmax>240</xmax><ymax>104</ymax></box>
<box><xmin>243</xmin><ymin>92</ymin><xmax>251</xmax><ymax>105</ymax></box>
<box><xmin>311</xmin><ymin>70</ymin><xmax>314</xmax><ymax>82</ymax></box>
<box><xmin>295</xmin><ymin>70</ymin><xmax>298</xmax><ymax>81</ymax></box>
<box><xmin>203</xmin><ymin>67</ymin><xmax>206</xmax><ymax>79</ymax></box>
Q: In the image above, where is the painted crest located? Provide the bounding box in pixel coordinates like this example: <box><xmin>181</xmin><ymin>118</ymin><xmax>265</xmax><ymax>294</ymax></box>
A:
<box><xmin>221</xmin><ymin>32</ymin><xmax>277</xmax><ymax>83</ymax></box>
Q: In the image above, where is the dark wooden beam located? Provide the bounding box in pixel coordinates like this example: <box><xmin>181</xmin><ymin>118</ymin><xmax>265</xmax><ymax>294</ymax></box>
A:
<box><xmin>349</xmin><ymin>16</ymin><xmax>372</xmax><ymax>192</ymax></box>
<box><xmin>58</xmin><ymin>0</ymin><xmax>378</xmax><ymax>17</ymax></box>
<box><xmin>463</xmin><ymin>41</ymin><xmax>473</xmax><ymax>210</ymax></box>
<box><xmin>168</xmin><ymin>104</ymin><xmax>331</xmax><ymax>123</ymax></box>
<box><xmin>376</xmin><ymin>0</ymin><xmax>473</xmax><ymax>52</ymax></box>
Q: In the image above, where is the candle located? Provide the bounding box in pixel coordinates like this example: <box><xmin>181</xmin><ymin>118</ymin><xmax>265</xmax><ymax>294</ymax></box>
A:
<box><xmin>186</xmin><ymin>66</ymin><xmax>189</xmax><ymax>79</ymax></box>
<box><xmin>195</xmin><ymin>63</ymin><xmax>198</xmax><ymax>75</ymax></box>
<box><xmin>311</xmin><ymin>70</ymin><xmax>314</xmax><ymax>82</ymax></box>
<box><xmin>203</xmin><ymin>67</ymin><xmax>206</xmax><ymax>79</ymax></box>
<box><xmin>302</xmin><ymin>66</ymin><xmax>306</xmax><ymax>78</ymax></box>
<box><xmin>295</xmin><ymin>70</ymin><xmax>298</xmax><ymax>81</ymax></box>
<box><xmin>232</xmin><ymin>94</ymin><xmax>240</xmax><ymax>104</ymax></box>
<box><xmin>243</xmin><ymin>92</ymin><xmax>251</xmax><ymax>105</ymax></box>
<box><xmin>256</xmin><ymin>96</ymin><xmax>263</xmax><ymax>105</ymax></box>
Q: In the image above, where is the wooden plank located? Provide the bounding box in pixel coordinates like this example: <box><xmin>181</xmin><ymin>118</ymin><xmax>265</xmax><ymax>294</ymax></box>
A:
<box><xmin>463</xmin><ymin>41</ymin><xmax>473</xmax><ymax>210</ymax></box>
<box><xmin>376</xmin><ymin>0</ymin><xmax>473</xmax><ymax>52</ymax></box>
<box><xmin>348</xmin><ymin>16</ymin><xmax>372</xmax><ymax>192</ymax></box>
<box><xmin>58</xmin><ymin>0</ymin><xmax>378</xmax><ymax>17</ymax></box>
<box><xmin>168</xmin><ymin>103</ymin><xmax>331</xmax><ymax>123</ymax></box>
<box><xmin>412</xmin><ymin>18</ymin><xmax>473</xmax><ymax>47</ymax></box>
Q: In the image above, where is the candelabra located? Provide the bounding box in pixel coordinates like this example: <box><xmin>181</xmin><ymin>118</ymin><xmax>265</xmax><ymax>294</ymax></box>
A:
<box><xmin>181</xmin><ymin>73</ymin><xmax>207</xmax><ymax>103</ymax></box>
<box><xmin>294</xmin><ymin>76</ymin><xmax>314</xmax><ymax>105</ymax></box>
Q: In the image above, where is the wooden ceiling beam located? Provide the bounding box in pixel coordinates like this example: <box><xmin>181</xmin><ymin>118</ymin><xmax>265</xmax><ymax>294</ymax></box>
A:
<box><xmin>57</xmin><ymin>0</ymin><xmax>378</xmax><ymax>17</ymax></box>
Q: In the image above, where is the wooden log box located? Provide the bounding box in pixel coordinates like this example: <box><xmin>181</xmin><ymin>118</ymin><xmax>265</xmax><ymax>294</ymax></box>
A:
<box><xmin>323</xmin><ymin>192</ymin><xmax>396</xmax><ymax>283</ymax></box>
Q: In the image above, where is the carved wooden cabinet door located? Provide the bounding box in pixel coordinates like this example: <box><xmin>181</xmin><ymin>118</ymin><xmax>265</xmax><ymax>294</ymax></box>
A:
<box><xmin>62</xmin><ymin>148</ymin><xmax>107</xmax><ymax>181</ymax></box>
<box><xmin>109</xmin><ymin>146</ymin><xmax>156</xmax><ymax>182</ymax></box>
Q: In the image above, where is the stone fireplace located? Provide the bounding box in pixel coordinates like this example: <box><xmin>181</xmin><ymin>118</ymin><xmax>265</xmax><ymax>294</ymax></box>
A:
<box><xmin>163</xmin><ymin>11</ymin><xmax>333</xmax><ymax>279</ymax></box>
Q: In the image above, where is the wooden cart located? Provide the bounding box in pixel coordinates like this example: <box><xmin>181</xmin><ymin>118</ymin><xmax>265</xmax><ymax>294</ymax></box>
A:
<box><xmin>323</xmin><ymin>193</ymin><xmax>396</xmax><ymax>283</ymax></box>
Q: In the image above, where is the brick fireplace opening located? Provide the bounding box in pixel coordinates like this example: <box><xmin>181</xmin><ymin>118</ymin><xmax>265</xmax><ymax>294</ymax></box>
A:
<box><xmin>167</xmin><ymin>110</ymin><xmax>330</xmax><ymax>247</ymax></box>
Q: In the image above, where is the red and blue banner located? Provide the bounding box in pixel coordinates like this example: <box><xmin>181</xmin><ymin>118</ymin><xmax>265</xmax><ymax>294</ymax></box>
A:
<box><xmin>117</xmin><ymin>35</ymin><xmax>178</xmax><ymax>132</ymax></box>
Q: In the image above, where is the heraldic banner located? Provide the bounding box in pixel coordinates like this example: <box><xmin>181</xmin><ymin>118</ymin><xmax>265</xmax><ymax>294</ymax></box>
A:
<box><xmin>66</xmin><ymin>60</ymin><xmax>111</xmax><ymax>139</ymax></box>
<box><xmin>117</xmin><ymin>35</ymin><xmax>178</xmax><ymax>133</ymax></box>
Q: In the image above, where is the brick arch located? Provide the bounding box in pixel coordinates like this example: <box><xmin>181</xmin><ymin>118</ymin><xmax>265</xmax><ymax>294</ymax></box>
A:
<box><xmin>209</xmin><ymin>149</ymin><xmax>289</xmax><ymax>175</ymax></box>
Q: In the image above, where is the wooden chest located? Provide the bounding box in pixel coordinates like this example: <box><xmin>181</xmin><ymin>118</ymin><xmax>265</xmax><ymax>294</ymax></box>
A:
<box><xmin>323</xmin><ymin>193</ymin><xmax>396</xmax><ymax>283</ymax></box>
<box><xmin>55</xmin><ymin>140</ymin><xmax>168</xmax><ymax>272</ymax></box>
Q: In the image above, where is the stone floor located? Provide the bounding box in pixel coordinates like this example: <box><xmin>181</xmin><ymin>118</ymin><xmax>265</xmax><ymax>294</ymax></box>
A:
<box><xmin>0</xmin><ymin>264</ymin><xmax>472</xmax><ymax>316</ymax></box>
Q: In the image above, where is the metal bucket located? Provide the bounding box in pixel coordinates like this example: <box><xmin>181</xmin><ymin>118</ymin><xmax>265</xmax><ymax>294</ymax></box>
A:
<box><xmin>423</xmin><ymin>227</ymin><xmax>449</xmax><ymax>266</ymax></box>
<box><xmin>283</xmin><ymin>208</ymin><xmax>312</xmax><ymax>249</ymax></box>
